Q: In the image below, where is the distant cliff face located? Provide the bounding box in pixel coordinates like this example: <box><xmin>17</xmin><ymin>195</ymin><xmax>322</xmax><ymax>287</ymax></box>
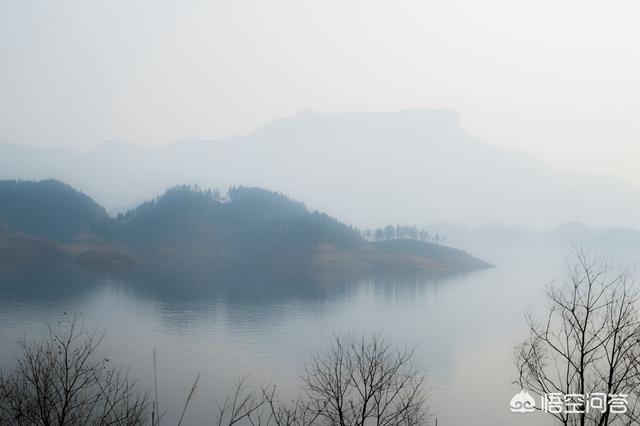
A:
<box><xmin>2</xmin><ymin>109</ymin><xmax>640</xmax><ymax>229</ymax></box>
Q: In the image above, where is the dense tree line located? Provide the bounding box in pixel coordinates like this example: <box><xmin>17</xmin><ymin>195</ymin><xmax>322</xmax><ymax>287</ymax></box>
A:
<box><xmin>94</xmin><ymin>185</ymin><xmax>363</xmax><ymax>252</ymax></box>
<box><xmin>360</xmin><ymin>225</ymin><xmax>445</xmax><ymax>244</ymax></box>
<box><xmin>0</xmin><ymin>180</ymin><xmax>366</xmax><ymax>255</ymax></box>
<box><xmin>2</xmin><ymin>180</ymin><xmax>446</xmax><ymax>256</ymax></box>
<box><xmin>0</xmin><ymin>179</ymin><xmax>108</xmax><ymax>242</ymax></box>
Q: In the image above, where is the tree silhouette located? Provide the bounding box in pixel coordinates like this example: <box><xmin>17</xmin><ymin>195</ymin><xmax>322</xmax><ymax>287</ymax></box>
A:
<box><xmin>516</xmin><ymin>250</ymin><xmax>640</xmax><ymax>425</ymax></box>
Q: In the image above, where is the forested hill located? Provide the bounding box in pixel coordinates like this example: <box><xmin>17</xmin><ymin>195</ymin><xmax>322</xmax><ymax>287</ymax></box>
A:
<box><xmin>0</xmin><ymin>180</ymin><xmax>108</xmax><ymax>241</ymax></box>
<box><xmin>0</xmin><ymin>179</ymin><xmax>491</xmax><ymax>275</ymax></box>
<box><xmin>93</xmin><ymin>185</ymin><xmax>364</xmax><ymax>253</ymax></box>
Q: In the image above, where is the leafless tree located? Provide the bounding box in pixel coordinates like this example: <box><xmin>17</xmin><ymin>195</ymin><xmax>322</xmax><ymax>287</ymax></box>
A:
<box><xmin>0</xmin><ymin>317</ymin><xmax>148</xmax><ymax>425</ymax></box>
<box><xmin>215</xmin><ymin>376</ymin><xmax>268</xmax><ymax>426</ymax></box>
<box><xmin>515</xmin><ymin>249</ymin><xmax>640</xmax><ymax>426</ymax></box>
<box><xmin>300</xmin><ymin>334</ymin><xmax>429</xmax><ymax>426</ymax></box>
<box><xmin>1</xmin><ymin>322</ymin><xmax>428</xmax><ymax>426</ymax></box>
<box><xmin>214</xmin><ymin>335</ymin><xmax>430</xmax><ymax>426</ymax></box>
<box><xmin>261</xmin><ymin>386</ymin><xmax>325</xmax><ymax>426</ymax></box>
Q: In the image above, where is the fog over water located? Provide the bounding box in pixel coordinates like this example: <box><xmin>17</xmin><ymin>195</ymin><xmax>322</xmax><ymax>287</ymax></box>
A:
<box><xmin>2</xmin><ymin>243</ymin><xmax>639</xmax><ymax>425</ymax></box>
<box><xmin>2</xmin><ymin>2</ymin><xmax>640</xmax><ymax>425</ymax></box>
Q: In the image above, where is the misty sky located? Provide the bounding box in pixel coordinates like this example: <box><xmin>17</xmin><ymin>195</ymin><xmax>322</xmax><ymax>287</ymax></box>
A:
<box><xmin>2</xmin><ymin>0</ymin><xmax>640</xmax><ymax>186</ymax></box>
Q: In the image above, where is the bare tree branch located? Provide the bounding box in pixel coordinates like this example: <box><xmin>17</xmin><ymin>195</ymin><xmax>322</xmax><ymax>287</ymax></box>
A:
<box><xmin>515</xmin><ymin>249</ymin><xmax>640</xmax><ymax>426</ymax></box>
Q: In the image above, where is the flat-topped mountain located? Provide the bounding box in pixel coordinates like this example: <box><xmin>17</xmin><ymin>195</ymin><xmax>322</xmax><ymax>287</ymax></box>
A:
<box><xmin>3</xmin><ymin>109</ymin><xmax>640</xmax><ymax>229</ymax></box>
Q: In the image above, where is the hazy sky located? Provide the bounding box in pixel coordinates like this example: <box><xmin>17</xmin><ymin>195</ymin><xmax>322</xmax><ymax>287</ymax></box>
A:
<box><xmin>2</xmin><ymin>0</ymin><xmax>640</xmax><ymax>185</ymax></box>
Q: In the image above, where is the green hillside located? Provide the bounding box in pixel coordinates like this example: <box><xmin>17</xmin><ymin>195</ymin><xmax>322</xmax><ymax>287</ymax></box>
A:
<box><xmin>0</xmin><ymin>180</ymin><xmax>108</xmax><ymax>242</ymax></box>
<box><xmin>94</xmin><ymin>185</ymin><xmax>363</xmax><ymax>254</ymax></box>
<box><xmin>0</xmin><ymin>180</ymin><xmax>491</xmax><ymax>275</ymax></box>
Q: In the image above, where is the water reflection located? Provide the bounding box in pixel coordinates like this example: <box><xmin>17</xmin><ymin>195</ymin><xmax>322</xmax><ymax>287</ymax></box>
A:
<box><xmin>1</xmin><ymin>245</ymin><xmax>619</xmax><ymax>425</ymax></box>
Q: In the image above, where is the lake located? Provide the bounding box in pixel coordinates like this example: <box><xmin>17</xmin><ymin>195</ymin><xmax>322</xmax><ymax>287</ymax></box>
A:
<box><xmin>2</xmin><ymin>243</ymin><xmax>637</xmax><ymax>425</ymax></box>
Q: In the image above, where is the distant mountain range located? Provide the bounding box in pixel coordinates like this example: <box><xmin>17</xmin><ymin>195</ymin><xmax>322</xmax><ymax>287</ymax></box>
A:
<box><xmin>3</xmin><ymin>109</ymin><xmax>640</xmax><ymax>229</ymax></box>
<box><xmin>0</xmin><ymin>179</ymin><xmax>491</xmax><ymax>276</ymax></box>
<box><xmin>428</xmin><ymin>221</ymin><xmax>640</xmax><ymax>250</ymax></box>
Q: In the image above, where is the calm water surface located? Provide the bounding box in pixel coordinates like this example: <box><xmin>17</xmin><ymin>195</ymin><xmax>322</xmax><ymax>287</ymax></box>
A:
<box><xmin>2</xmin><ymin>244</ymin><xmax>637</xmax><ymax>425</ymax></box>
